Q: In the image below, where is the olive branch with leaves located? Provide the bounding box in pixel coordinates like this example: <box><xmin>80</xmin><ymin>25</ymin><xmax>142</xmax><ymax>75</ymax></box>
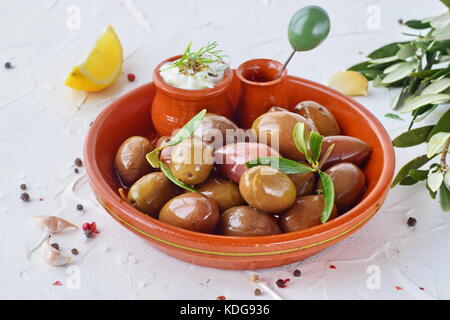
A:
<box><xmin>348</xmin><ymin>0</ymin><xmax>450</xmax><ymax>211</ymax></box>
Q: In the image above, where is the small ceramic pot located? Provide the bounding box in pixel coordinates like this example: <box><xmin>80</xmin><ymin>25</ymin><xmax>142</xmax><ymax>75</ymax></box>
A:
<box><xmin>151</xmin><ymin>55</ymin><xmax>234</xmax><ymax>136</ymax></box>
<box><xmin>235</xmin><ymin>59</ymin><xmax>288</xmax><ymax>129</ymax></box>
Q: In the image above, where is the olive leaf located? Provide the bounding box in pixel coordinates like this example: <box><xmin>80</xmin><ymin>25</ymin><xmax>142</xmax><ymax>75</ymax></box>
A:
<box><xmin>408</xmin><ymin>169</ymin><xmax>429</xmax><ymax>181</ymax></box>
<box><xmin>427</xmin><ymin>132</ymin><xmax>450</xmax><ymax>158</ymax></box>
<box><xmin>293</xmin><ymin>122</ymin><xmax>313</xmax><ymax>164</ymax></box>
<box><xmin>392</xmin><ymin>125</ymin><xmax>435</xmax><ymax>147</ymax></box>
<box><xmin>369</xmin><ymin>56</ymin><xmax>399</xmax><ymax>65</ymax></box>
<box><xmin>440</xmin><ymin>183</ymin><xmax>450</xmax><ymax>212</ymax></box>
<box><xmin>245</xmin><ymin>156</ymin><xmax>313</xmax><ymax>174</ymax></box>
<box><xmin>428</xmin><ymin>169</ymin><xmax>444</xmax><ymax>192</ymax></box>
<box><xmin>404</xmin><ymin>20</ymin><xmax>431</xmax><ymax>29</ymax></box>
<box><xmin>445</xmin><ymin>171</ymin><xmax>450</xmax><ymax>189</ymax></box>
<box><xmin>399</xmin><ymin>176</ymin><xmax>420</xmax><ymax>186</ymax></box>
<box><xmin>426</xmin><ymin>108</ymin><xmax>450</xmax><ymax>141</ymax></box>
<box><xmin>367</xmin><ymin>42</ymin><xmax>406</xmax><ymax>59</ymax></box>
<box><xmin>347</xmin><ymin>61</ymin><xmax>382</xmax><ymax>80</ymax></box>
<box><xmin>391</xmin><ymin>86</ymin><xmax>411</xmax><ymax>110</ymax></box>
<box><xmin>399</xmin><ymin>94</ymin><xmax>450</xmax><ymax>113</ymax></box>
<box><xmin>422</xmin><ymin>77</ymin><xmax>450</xmax><ymax>95</ymax></box>
<box><xmin>146</xmin><ymin>149</ymin><xmax>161</xmax><ymax>168</ymax></box>
<box><xmin>319</xmin><ymin>171</ymin><xmax>335</xmax><ymax>223</ymax></box>
<box><xmin>159</xmin><ymin>162</ymin><xmax>196</xmax><ymax>192</ymax></box>
<box><xmin>381</xmin><ymin>61</ymin><xmax>419</xmax><ymax>84</ymax></box>
<box><xmin>396</xmin><ymin>43</ymin><xmax>417</xmax><ymax>60</ymax></box>
<box><xmin>309</xmin><ymin>132</ymin><xmax>323</xmax><ymax>163</ymax></box>
<box><xmin>391</xmin><ymin>154</ymin><xmax>435</xmax><ymax>188</ymax></box>
<box><xmin>433</xmin><ymin>22</ymin><xmax>450</xmax><ymax>41</ymax></box>
<box><xmin>384</xmin><ymin>113</ymin><xmax>404</xmax><ymax>121</ymax></box>
<box><xmin>167</xmin><ymin>109</ymin><xmax>207</xmax><ymax>147</ymax></box>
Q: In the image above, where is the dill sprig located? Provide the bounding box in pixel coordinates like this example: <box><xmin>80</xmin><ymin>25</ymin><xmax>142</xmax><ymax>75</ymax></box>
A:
<box><xmin>164</xmin><ymin>41</ymin><xmax>227</xmax><ymax>75</ymax></box>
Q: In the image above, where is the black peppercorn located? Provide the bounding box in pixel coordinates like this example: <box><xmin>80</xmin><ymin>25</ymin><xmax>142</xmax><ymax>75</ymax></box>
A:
<box><xmin>4</xmin><ymin>62</ymin><xmax>12</xmax><ymax>69</ymax></box>
<box><xmin>20</xmin><ymin>192</ymin><xmax>30</xmax><ymax>202</ymax></box>
<box><xmin>74</xmin><ymin>168</ymin><xmax>79</xmax><ymax>174</ymax></box>
<box><xmin>276</xmin><ymin>279</ymin><xmax>287</xmax><ymax>288</ymax></box>
<box><xmin>71</xmin><ymin>248</ymin><xmax>79</xmax><ymax>255</ymax></box>
<box><xmin>407</xmin><ymin>217</ymin><xmax>417</xmax><ymax>227</ymax></box>
<box><xmin>74</xmin><ymin>158</ymin><xmax>83</xmax><ymax>167</ymax></box>
<box><xmin>254</xmin><ymin>288</ymin><xmax>262</xmax><ymax>296</ymax></box>
<box><xmin>51</xmin><ymin>243</ymin><xmax>60</xmax><ymax>250</ymax></box>
<box><xmin>20</xmin><ymin>184</ymin><xmax>27</xmax><ymax>190</ymax></box>
<box><xmin>76</xmin><ymin>204</ymin><xmax>84</xmax><ymax>211</ymax></box>
<box><xmin>293</xmin><ymin>269</ymin><xmax>301</xmax><ymax>277</ymax></box>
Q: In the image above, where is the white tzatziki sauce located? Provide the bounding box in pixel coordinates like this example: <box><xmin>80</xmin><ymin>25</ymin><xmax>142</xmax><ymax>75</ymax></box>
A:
<box><xmin>159</xmin><ymin>60</ymin><xmax>227</xmax><ymax>90</ymax></box>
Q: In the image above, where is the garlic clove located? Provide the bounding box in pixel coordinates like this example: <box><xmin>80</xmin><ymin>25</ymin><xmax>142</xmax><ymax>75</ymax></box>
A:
<box><xmin>32</xmin><ymin>216</ymin><xmax>78</xmax><ymax>233</ymax></box>
<box><xmin>42</xmin><ymin>240</ymin><xmax>71</xmax><ymax>267</ymax></box>
<box><xmin>328</xmin><ymin>71</ymin><xmax>368</xmax><ymax>96</ymax></box>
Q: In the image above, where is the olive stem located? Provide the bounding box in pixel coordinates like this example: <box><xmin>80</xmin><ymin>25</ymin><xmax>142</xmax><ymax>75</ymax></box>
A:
<box><xmin>318</xmin><ymin>143</ymin><xmax>335</xmax><ymax>170</ymax></box>
<box><xmin>277</xmin><ymin>50</ymin><xmax>296</xmax><ymax>79</ymax></box>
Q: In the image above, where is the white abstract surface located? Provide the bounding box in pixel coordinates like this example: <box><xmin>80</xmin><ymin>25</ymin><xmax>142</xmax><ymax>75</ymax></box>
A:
<box><xmin>0</xmin><ymin>0</ymin><xmax>449</xmax><ymax>300</ymax></box>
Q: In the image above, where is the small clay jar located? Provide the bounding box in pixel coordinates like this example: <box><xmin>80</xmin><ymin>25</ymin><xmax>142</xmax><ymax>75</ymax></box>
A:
<box><xmin>235</xmin><ymin>59</ymin><xmax>288</xmax><ymax>129</ymax></box>
<box><xmin>151</xmin><ymin>55</ymin><xmax>234</xmax><ymax>136</ymax></box>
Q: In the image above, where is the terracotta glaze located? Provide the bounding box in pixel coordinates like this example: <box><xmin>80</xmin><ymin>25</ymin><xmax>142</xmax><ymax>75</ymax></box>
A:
<box><xmin>235</xmin><ymin>59</ymin><xmax>289</xmax><ymax>128</ymax></box>
<box><xmin>84</xmin><ymin>73</ymin><xmax>395</xmax><ymax>270</ymax></box>
<box><xmin>151</xmin><ymin>55</ymin><xmax>233</xmax><ymax>136</ymax></box>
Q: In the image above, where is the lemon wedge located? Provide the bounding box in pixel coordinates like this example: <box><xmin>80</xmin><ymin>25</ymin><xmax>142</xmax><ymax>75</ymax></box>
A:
<box><xmin>65</xmin><ymin>25</ymin><xmax>123</xmax><ymax>92</ymax></box>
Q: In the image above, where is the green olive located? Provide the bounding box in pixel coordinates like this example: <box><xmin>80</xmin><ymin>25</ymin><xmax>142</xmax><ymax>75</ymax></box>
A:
<box><xmin>170</xmin><ymin>138</ymin><xmax>214</xmax><ymax>185</ymax></box>
<box><xmin>127</xmin><ymin>172</ymin><xmax>181</xmax><ymax>217</ymax></box>
<box><xmin>197</xmin><ymin>177</ymin><xmax>245</xmax><ymax>212</ymax></box>
<box><xmin>288</xmin><ymin>6</ymin><xmax>331</xmax><ymax>52</ymax></box>
<box><xmin>239</xmin><ymin>166</ymin><xmax>296</xmax><ymax>214</ymax></box>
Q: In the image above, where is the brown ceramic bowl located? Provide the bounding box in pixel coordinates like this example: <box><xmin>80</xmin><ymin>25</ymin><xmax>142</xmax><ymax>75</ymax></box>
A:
<box><xmin>84</xmin><ymin>73</ymin><xmax>395</xmax><ymax>270</ymax></box>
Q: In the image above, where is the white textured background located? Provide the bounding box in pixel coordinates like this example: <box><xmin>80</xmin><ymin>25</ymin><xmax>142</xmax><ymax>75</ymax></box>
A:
<box><xmin>0</xmin><ymin>0</ymin><xmax>449</xmax><ymax>300</ymax></box>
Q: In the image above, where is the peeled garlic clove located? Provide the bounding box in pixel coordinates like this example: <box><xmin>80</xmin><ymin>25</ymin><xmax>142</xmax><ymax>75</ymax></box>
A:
<box><xmin>328</xmin><ymin>71</ymin><xmax>368</xmax><ymax>96</ymax></box>
<box><xmin>42</xmin><ymin>240</ymin><xmax>71</xmax><ymax>266</ymax></box>
<box><xmin>32</xmin><ymin>216</ymin><xmax>78</xmax><ymax>233</ymax></box>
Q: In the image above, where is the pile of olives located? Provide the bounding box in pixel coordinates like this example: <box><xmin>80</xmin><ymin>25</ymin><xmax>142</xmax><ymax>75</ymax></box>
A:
<box><xmin>114</xmin><ymin>101</ymin><xmax>370</xmax><ymax>236</ymax></box>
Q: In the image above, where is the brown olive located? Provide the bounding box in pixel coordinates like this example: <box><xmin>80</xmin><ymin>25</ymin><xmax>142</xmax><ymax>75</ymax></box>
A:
<box><xmin>289</xmin><ymin>170</ymin><xmax>316</xmax><ymax>197</ymax></box>
<box><xmin>320</xmin><ymin>135</ymin><xmax>371</xmax><ymax>169</ymax></box>
<box><xmin>293</xmin><ymin>101</ymin><xmax>340</xmax><ymax>136</ymax></box>
<box><xmin>197</xmin><ymin>177</ymin><xmax>245</xmax><ymax>212</ymax></box>
<box><xmin>324</xmin><ymin>162</ymin><xmax>366</xmax><ymax>212</ymax></box>
<box><xmin>252</xmin><ymin>110</ymin><xmax>317</xmax><ymax>161</ymax></box>
<box><xmin>193</xmin><ymin>113</ymin><xmax>238</xmax><ymax>147</ymax></box>
<box><xmin>170</xmin><ymin>138</ymin><xmax>214</xmax><ymax>185</ymax></box>
<box><xmin>159</xmin><ymin>193</ymin><xmax>219</xmax><ymax>233</ymax></box>
<box><xmin>115</xmin><ymin>136</ymin><xmax>154</xmax><ymax>186</ymax></box>
<box><xmin>218</xmin><ymin>206</ymin><xmax>281</xmax><ymax>236</ymax></box>
<box><xmin>239</xmin><ymin>166</ymin><xmax>296</xmax><ymax>214</ymax></box>
<box><xmin>127</xmin><ymin>172</ymin><xmax>181</xmax><ymax>217</ymax></box>
<box><xmin>215</xmin><ymin>142</ymin><xmax>280</xmax><ymax>183</ymax></box>
<box><xmin>279</xmin><ymin>195</ymin><xmax>338</xmax><ymax>232</ymax></box>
